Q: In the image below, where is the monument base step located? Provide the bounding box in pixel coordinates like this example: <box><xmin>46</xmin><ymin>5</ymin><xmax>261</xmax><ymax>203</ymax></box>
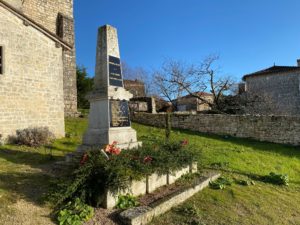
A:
<box><xmin>77</xmin><ymin>141</ymin><xmax>142</xmax><ymax>153</ymax></box>
<box><xmin>51</xmin><ymin>160</ymin><xmax>78</xmax><ymax>175</ymax></box>
<box><xmin>65</xmin><ymin>151</ymin><xmax>85</xmax><ymax>163</ymax></box>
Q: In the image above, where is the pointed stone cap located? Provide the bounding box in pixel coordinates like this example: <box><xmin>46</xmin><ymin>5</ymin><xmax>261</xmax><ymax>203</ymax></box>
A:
<box><xmin>94</xmin><ymin>24</ymin><xmax>122</xmax><ymax>91</ymax></box>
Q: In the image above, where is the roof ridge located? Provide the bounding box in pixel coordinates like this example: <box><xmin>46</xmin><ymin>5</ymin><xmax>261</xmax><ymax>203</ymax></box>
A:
<box><xmin>243</xmin><ymin>65</ymin><xmax>300</xmax><ymax>80</ymax></box>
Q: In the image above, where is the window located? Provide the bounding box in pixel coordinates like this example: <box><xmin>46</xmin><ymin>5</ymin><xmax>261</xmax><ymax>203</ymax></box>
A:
<box><xmin>0</xmin><ymin>46</ymin><xmax>3</xmax><ymax>75</ymax></box>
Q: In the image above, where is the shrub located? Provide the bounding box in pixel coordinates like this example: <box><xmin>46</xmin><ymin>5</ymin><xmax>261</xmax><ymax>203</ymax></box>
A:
<box><xmin>116</xmin><ymin>194</ymin><xmax>139</xmax><ymax>209</ymax></box>
<box><xmin>234</xmin><ymin>179</ymin><xmax>254</xmax><ymax>186</ymax></box>
<box><xmin>57</xmin><ymin>198</ymin><xmax>94</xmax><ymax>225</ymax></box>
<box><xmin>49</xmin><ymin>140</ymin><xmax>199</xmax><ymax>208</ymax></box>
<box><xmin>263</xmin><ymin>172</ymin><xmax>289</xmax><ymax>186</ymax></box>
<box><xmin>209</xmin><ymin>177</ymin><xmax>231</xmax><ymax>190</ymax></box>
<box><xmin>12</xmin><ymin>127</ymin><xmax>54</xmax><ymax>147</ymax></box>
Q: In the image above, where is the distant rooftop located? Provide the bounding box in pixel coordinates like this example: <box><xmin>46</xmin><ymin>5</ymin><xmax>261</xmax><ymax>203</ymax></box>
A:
<box><xmin>243</xmin><ymin>64</ymin><xmax>300</xmax><ymax>81</ymax></box>
<box><xmin>123</xmin><ymin>79</ymin><xmax>144</xmax><ymax>85</ymax></box>
<box><xmin>176</xmin><ymin>92</ymin><xmax>213</xmax><ymax>100</ymax></box>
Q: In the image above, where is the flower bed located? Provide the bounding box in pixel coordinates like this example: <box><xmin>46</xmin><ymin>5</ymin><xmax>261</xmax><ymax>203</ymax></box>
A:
<box><xmin>49</xmin><ymin>140</ymin><xmax>199</xmax><ymax>218</ymax></box>
<box><xmin>104</xmin><ymin>162</ymin><xmax>198</xmax><ymax>209</ymax></box>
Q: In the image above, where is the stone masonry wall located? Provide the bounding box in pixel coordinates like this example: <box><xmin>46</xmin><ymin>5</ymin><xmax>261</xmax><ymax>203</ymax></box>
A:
<box><xmin>245</xmin><ymin>72</ymin><xmax>300</xmax><ymax>115</ymax></box>
<box><xmin>3</xmin><ymin>0</ymin><xmax>78</xmax><ymax>116</ymax></box>
<box><xmin>0</xmin><ymin>6</ymin><xmax>65</xmax><ymax>141</ymax></box>
<box><xmin>132</xmin><ymin>113</ymin><xmax>300</xmax><ymax>146</ymax></box>
<box><xmin>22</xmin><ymin>0</ymin><xmax>74</xmax><ymax>34</ymax></box>
<box><xmin>57</xmin><ymin>13</ymin><xmax>77</xmax><ymax>116</ymax></box>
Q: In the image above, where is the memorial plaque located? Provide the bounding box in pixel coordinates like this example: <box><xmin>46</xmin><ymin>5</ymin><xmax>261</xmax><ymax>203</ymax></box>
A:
<box><xmin>110</xmin><ymin>100</ymin><xmax>130</xmax><ymax>127</ymax></box>
<box><xmin>109</xmin><ymin>56</ymin><xmax>123</xmax><ymax>87</ymax></box>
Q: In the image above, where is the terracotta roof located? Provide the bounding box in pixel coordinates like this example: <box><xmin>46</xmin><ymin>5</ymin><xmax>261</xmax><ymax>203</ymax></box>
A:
<box><xmin>176</xmin><ymin>92</ymin><xmax>213</xmax><ymax>100</ymax></box>
<box><xmin>124</xmin><ymin>79</ymin><xmax>144</xmax><ymax>85</ymax></box>
<box><xmin>243</xmin><ymin>65</ymin><xmax>300</xmax><ymax>81</ymax></box>
<box><xmin>0</xmin><ymin>0</ymin><xmax>72</xmax><ymax>50</ymax></box>
<box><xmin>184</xmin><ymin>92</ymin><xmax>212</xmax><ymax>98</ymax></box>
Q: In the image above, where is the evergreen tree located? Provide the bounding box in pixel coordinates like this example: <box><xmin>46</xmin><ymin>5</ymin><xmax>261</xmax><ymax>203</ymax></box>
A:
<box><xmin>77</xmin><ymin>66</ymin><xmax>93</xmax><ymax>109</ymax></box>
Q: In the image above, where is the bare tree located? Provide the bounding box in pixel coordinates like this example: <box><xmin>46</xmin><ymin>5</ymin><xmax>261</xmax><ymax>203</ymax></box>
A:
<box><xmin>153</xmin><ymin>60</ymin><xmax>195</xmax><ymax>110</ymax></box>
<box><xmin>153</xmin><ymin>55</ymin><xmax>235</xmax><ymax>112</ymax></box>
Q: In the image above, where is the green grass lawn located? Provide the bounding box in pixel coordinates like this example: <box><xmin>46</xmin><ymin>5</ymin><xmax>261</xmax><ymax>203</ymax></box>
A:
<box><xmin>0</xmin><ymin>117</ymin><xmax>300</xmax><ymax>225</ymax></box>
<box><xmin>133</xmin><ymin>124</ymin><xmax>300</xmax><ymax>225</ymax></box>
<box><xmin>0</xmin><ymin>118</ymin><xmax>88</xmax><ymax>224</ymax></box>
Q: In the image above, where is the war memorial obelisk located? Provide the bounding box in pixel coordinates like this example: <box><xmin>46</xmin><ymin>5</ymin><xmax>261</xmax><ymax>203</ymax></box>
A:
<box><xmin>78</xmin><ymin>25</ymin><xmax>141</xmax><ymax>151</ymax></box>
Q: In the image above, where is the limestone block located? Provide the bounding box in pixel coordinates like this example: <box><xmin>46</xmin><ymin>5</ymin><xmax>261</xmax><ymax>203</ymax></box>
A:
<box><xmin>108</xmin><ymin>127</ymin><xmax>138</xmax><ymax>144</ymax></box>
<box><xmin>108</xmin><ymin>86</ymin><xmax>133</xmax><ymax>101</ymax></box>
<box><xmin>104</xmin><ymin>178</ymin><xmax>146</xmax><ymax>209</ymax></box>
<box><xmin>130</xmin><ymin>179</ymin><xmax>147</xmax><ymax>196</ymax></box>
<box><xmin>167</xmin><ymin>166</ymin><xmax>190</xmax><ymax>185</ymax></box>
<box><xmin>190</xmin><ymin>162</ymin><xmax>198</xmax><ymax>173</ymax></box>
<box><xmin>104</xmin><ymin>190</ymin><xmax>121</xmax><ymax>209</ymax></box>
<box><xmin>5</xmin><ymin>0</ymin><xmax>23</xmax><ymax>10</ymax></box>
<box><xmin>146</xmin><ymin>173</ymin><xmax>167</xmax><ymax>193</ymax></box>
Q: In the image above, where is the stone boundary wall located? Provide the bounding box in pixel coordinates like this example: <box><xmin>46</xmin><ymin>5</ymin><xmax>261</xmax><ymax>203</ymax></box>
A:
<box><xmin>132</xmin><ymin>113</ymin><xmax>300</xmax><ymax>146</ymax></box>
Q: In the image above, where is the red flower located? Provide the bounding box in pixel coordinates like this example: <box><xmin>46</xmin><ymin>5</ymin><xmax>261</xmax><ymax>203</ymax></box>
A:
<box><xmin>104</xmin><ymin>141</ymin><xmax>122</xmax><ymax>155</ymax></box>
<box><xmin>143</xmin><ymin>156</ymin><xmax>153</xmax><ymax>164</ymax></box>
<box><xmin>180</xmin><ymin>139</ymin><xmax>189</xmax><ymax>146</ymax></box>
<box><xmin>111</xmin><ymin>147</ymin><xmax>121</xmax><ymax>155</ymax></box>
<box><xmin>80</xmin><ymin>153</ymin><xmax>88</xmax><ymax>165</ymax></box>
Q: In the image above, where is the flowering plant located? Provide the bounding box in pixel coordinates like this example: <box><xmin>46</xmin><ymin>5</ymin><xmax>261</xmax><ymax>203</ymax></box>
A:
<box><xmin>143</xmin><ymin>156</ymin><xmax>153</xmax><ymax>164</ymax></box>
<box><xmin>180</xmin><ymin>139</ymin><xmax>189</xmax><ymax>146</ymax></box>
<box><xmin>80</xmin><ymin>153</ymin><xmax>89</xmax><ymax>166</ymax></box>
<box><xmin>104</xmin><ymin>141</ymin><xmax>121</xmax><ymax>155</ymax></box>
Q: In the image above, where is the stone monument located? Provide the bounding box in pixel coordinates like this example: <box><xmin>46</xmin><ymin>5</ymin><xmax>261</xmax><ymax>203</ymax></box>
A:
<box><xmin>78</xmin><ymin>25</ymin><xmax>141</xmax><ymax>151</ymax></box>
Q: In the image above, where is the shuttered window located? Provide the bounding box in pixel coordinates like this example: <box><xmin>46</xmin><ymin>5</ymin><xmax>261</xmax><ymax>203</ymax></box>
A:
<box><xmin>0</xmin><ymin>46</ymin><xmax>3</xmax><ymax>75</ymax></box>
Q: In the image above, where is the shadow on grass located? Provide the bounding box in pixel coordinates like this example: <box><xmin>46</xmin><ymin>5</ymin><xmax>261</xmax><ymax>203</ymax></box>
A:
<box><xmin>0</xmin><ymin>148</ymin><xmax>64</xmax><ymax>168</ymax></box>
<box><xmin>208</xmin><ymin>167</ymin><xmax>295</xmax><ymax>187</ymax></box>
<box><xmin>0</xmin><ymin>147</ymin><xmax>75</xmax><ymax>221</ymax></box>
<box><xmin>171</xmin><ymin>127</ymin><xmax>300</xmax><ymax>159</ymax></box>
<box><xmin>0</xmin><ymin>171</ymin><xmax>54</xmax><ymax>205</ymax></box>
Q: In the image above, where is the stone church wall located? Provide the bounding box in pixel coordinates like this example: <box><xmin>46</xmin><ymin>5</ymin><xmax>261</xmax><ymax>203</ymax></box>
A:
<box><xmin>132</xmin><ymin>113</ymin><xmax>300</xmax><ymax>146</ymax></box>
<box><xmin>3</xmin><ymin>0</ymin><xmax>78</xmax><ymax>116</ymax></box>
<box><xmin>0</xmin><ymin>6</ymin><xmax>65</xmax><ymax>141</ymax></box>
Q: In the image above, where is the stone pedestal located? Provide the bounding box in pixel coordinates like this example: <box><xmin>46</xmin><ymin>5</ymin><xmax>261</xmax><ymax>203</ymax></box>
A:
<box><xmin>78</xmin><ymin>25</ymin><xmax>141</xmax><ymax>151</ymax></box>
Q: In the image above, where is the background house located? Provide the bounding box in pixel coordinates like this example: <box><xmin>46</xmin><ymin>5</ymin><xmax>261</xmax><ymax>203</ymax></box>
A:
<box><xmin>173</xmin><ymin>92</ymin><xmax>214</xmax><ymax>112</ymax></box>
<box><xmin>124</xmin><ymin>79</ymin><xmax>146</xmax><ymax>98</ymax></box>
<box><xmin>242</xmin><ymin>59</ymin><xmax>300</xmax><ymax>115</ymax></box>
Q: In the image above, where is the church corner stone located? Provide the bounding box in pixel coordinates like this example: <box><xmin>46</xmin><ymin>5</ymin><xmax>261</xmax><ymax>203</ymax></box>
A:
<box><xmin>79</xmin><ymin>25</ymin><xmax>142</xmax><ymax>151</ymax></box>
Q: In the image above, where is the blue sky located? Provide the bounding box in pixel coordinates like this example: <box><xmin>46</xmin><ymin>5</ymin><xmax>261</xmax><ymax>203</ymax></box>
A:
<box><xmin>74</xmin><ymin>0</ymin><xmax>300</xmax><ymax>81</ymax></box>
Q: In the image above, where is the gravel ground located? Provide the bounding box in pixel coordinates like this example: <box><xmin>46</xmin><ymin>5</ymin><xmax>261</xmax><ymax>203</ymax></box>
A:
<box><xmin>85</xmin><ymin>208</ymin><xmax>123</xmax><ymax>225</ymax></box>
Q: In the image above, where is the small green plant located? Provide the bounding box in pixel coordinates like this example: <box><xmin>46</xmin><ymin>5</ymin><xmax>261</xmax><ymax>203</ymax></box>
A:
<box><xmin>234</xmin><ymin>179</ymin><xmax>254</xmax><ymax>186</ymax></box>
<box><xmin>263</xmin><ymin>172</ymin><xmax>289</xmax><ymax>186</ymax></box>
<box><xmin>116</xmin><ymin>194</ymin><xmax>139</xmax><ymax>209</ymax></box>
<box><xmin>57</xmin><ymin>198</ymin><xmax>94</xmax><ymax>225</ymax></box>
<box><xmin>174</xmin><ymin>204</ymin><xmax>204</xmax><ymax>225</ymax></box>
<box><xmin>209</xmin><ymin>177</ymin><xmax>231</xmax><ymax>190</ymax></box>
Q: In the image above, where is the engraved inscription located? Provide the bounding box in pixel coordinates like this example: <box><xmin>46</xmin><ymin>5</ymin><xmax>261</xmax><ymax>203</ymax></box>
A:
<box><xmin>109</xmin><ymin>56</ymin><xmax>123</xmax><ymax>87</ymax></box>
<box><xmin>110</xmin><ymin>100</ymin><xmax>130</xmax><ymax>127</ymax></box>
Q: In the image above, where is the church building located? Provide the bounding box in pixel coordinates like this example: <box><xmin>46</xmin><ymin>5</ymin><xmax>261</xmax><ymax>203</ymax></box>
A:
<box><xmin>0</xmin><ymin>0</ymin><xmax>77</xmax><ymax>142</ymax></box>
